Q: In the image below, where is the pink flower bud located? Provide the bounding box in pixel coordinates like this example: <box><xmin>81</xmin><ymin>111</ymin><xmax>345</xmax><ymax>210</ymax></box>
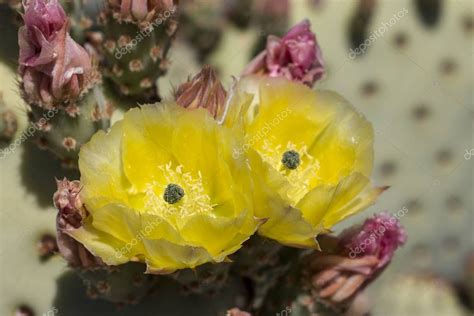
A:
<box><xmin>18</xmin><ymin>0</ymin><xmax>93</xmax><ymax>107</ymax></box>
<box><xmin>242</xmin><ymin>20</ymin><xmax>325</xmax><ymax>87</ymax></box>
<box><xmin>308</xmin><ymin>213</ymin><xmax>406</xmax><ymax>305</ymax></box>
<box><xmin>175</xmin><ymin>66</ymin><xmax>227</xmax><ymax>119</ymax></box>
<box><xmin>340</xmin><ymin>212</ymin><xmax>407</xmax><ymax>268</ymax></box>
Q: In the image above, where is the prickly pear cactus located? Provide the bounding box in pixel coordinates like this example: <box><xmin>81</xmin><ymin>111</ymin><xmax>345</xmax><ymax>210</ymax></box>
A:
<box><xmin>98</xmin><ymin>0</ymin><xmax>179</xmax><ymax>103</ymax></box>
<box><xmin>0</xmin><ymin>0</ymin><xmax>472</xmax><ymax>316</ymax></box>
<box><xmin>231</xmin><ymin>236</ymin><xmax>302</xmax><ymax>309</ymax></box>
<box><xmin>28</xmin><ymin>88</ymin><xmax>112</xmax><ymax>168</ymax></box>
<box><xmin>61</xmin><ymin>0</ymin><xmax>105</xmax><ymax>44</ymax></box>
<box><xmin>169</xmin><ymin>262</ymin><xmax>231</xmax><ymax>296</ymax></box>
<box><xmin>76</xmin><ymin>262</ymin><xmax>158</xmax><ymax>305</ymax></box>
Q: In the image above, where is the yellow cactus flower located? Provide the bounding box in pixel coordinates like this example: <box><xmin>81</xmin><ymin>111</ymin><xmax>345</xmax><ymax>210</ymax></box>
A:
<box><xmin>68</xmin><ymin>103</ymin><xmax>260</xmax><ymax>273</ymax></box>
<box><xmin>225</xmin><ymin>76</ymin><xmax>385</xmax><ymax>248</ymax></box>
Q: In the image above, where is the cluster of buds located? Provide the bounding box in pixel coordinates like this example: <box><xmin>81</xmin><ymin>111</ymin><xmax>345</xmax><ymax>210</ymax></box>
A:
<box><xmin>307</xmin><ymin>213</ymin><xmax>406</xmax><ymax>306</ymax></box>
<box><xmin>243</xmin><ymin>20</ymin><xmax>325</xmax><ymax>87</ymax></box>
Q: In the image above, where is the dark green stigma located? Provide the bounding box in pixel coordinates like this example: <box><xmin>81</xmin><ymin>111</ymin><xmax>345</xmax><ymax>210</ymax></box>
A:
<box><xmin>163</xmin><ymin>184</ymin><xmax>185</xmax><ymax>204</ymax></box>
<box><xmin>281</xmin><ymin>150</ymin><xmax>300</xmax><ymax>170</ymax></box>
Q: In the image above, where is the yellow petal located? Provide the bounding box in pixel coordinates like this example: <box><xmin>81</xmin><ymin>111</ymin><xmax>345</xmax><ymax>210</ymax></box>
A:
<box><xmin>79</xmin><ymin>121</ymin><xmax>129</xmax><ymax>212</ymax></box>
<box><xmin>178</xmin><ymin>209</ymin><xmax>258</xmax><ymax>259</ymax></box>
<box><xmin>121</xmin><ymin>106</ymin><xmax>174</xmax><ymax>192</ymax></box>
<box><xmin>143</xmin><ymin>239</ymin><xmax>212</xmax><ymax>273</ymax></box>
<box><xmin>322</xmin><ymin>174</ymin><xmax>387</xmax><ymax>228</ymax></box>
<box><xmin>306</xmin><ymin>91</ymin><xmax>374</xmax><ymax>186</ymax></box>
<box><xmin>67</xmin><ymin>221</ymin><xmax>130</xmax><ymax>266</ymax></box>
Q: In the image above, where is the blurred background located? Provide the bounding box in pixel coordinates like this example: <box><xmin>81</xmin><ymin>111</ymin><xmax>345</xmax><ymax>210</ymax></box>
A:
<box><xmin>0</xmin><ymin>0</ymin><xmax>472</xmax><ymax>315</ymax></box>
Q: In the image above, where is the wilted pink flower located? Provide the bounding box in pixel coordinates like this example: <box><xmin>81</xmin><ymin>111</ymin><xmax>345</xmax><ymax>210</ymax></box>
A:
<box><xmin>242</xmin><ymin>20</ymin><xmax>325</xmax><ymax>87</ymax></box>
<box><xmin>54</xmin><ymin>178</ymin><xmax>104</xmax><ymax>269</ymax></box>
<box><xmin>307</xmin><ymin>213</ymin><xmax>406</xmax><ymax>304</ymax></box>
<box><xmin>18</xmin><ymin>0</ymin><xmax>93</xmax><ymax>107</ymax></box>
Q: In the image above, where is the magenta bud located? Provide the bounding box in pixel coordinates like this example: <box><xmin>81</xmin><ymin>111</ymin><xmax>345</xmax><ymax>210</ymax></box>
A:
<box><xmin>308</xmin><ymin>212</ymin><xmax>406</xmax><ymax>305</ymax></box>
<box><xmin>339</xmin><ymin>212</ymin><xmax>407</xmax><ymax>269</ymax></box>
<box><xmin>242</xmin><ymin>19</ymin><xmax>325</xmax><ymax>87</ymax></box>
<box><xmin>18</xmin><ymin>0</ymin><xmax>93</xmax><ymax>107</ymax></box>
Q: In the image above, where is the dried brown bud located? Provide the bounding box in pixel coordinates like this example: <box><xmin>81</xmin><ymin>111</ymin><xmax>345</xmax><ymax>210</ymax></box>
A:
<box><xmin>175</xmin><ymin>66</ymin><xmax>227</xmax><ymax>119</ymax></box>
<box><xmin>37</xmin><ymin>233</ymin><xmax>59</xmax><ymax>259</ymax></box>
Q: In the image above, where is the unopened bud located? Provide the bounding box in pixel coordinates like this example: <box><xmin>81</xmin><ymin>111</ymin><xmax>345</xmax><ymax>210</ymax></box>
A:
<box><xmin>175</xmin><ymin>66</ymin><xmax>227</xmax><ymax>119</ymax></box>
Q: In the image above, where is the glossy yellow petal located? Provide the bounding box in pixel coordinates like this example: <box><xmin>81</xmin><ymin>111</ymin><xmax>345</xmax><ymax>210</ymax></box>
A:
<box><xmin>67</xmin><ymin>220</ymin><xmax>130</xmax><ymax>266</ymax></box>
<box><xmin>306</xmin><ymin>91</ymin><xmax>374</xmax><ymax>185</ymax></box>
<box><xmin>79</xmin><ymin>121</ymin><xmax>129</xmax><ymax>212</ymax></box>
<box><xmin>139</xmin><ymin>213</ymin><xmax>185</xmax><ymax>245</ymax></box>
<box><xmin>143</xmin><ymin>239</ymin><xmax>213</xmax><ymax>273</ymax></box>
<box><xmin>321</xmin><ymin>174</ymin><xmax>387</xmax><ymax>228</ymax></box>
<box><xmin>121</xmin><ymin>106</ymin><xmax>174</xmax><ymax>192</ymax></box>
<box><xmin>178</xmin><ymin>210</ymin><xmax>258</xmax><ymax>259</ymax></box>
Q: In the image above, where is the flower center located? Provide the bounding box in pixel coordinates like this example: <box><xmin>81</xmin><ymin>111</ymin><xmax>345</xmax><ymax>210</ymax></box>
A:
<box><xmin>142</xmin><ymin>163</ymin><xmax>216</xmax><ymax>219</ymax></box>
<box><xmin>281</xmin><ymin>150</ymin><xmax>300</xmax><ymax>169</ymax></box>
<box><xmin>258</xmin><ymin>140</ymin><xmax>320</xmax><ymax>205</ymax></box>
<box><xmin>163</xmin><ymin>183</ymin><xmax>185</xmax><ymax>204</ymax></box>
